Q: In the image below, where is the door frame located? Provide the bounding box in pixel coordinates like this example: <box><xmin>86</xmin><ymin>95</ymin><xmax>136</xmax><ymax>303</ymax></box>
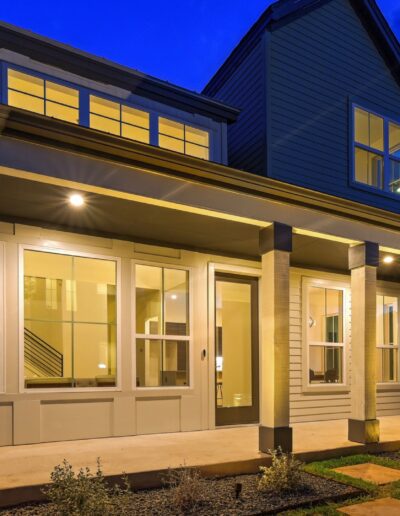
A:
<box><xmin>207</xmin><ymin>263</ymin><xmax>261</xmax><ymax>428</ymax></box>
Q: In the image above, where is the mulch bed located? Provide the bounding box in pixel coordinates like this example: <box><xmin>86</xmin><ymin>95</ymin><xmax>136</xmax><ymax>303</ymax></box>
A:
<box><xmin>1</xmin><ymin>471</ymin><xmax>360</xmax><ymax>515</ymax></box>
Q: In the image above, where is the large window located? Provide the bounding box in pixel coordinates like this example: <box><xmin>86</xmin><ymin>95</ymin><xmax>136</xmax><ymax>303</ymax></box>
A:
<box><xmin>377</xmin><ymin>295</ymin><xmax>399</xmax><ymax>383</ymax></box>
<box><xmin>24</xmin><ymin>250</ymin><xmax>117</xmax><ymax>389</ymax></box>
<box><xmin>305</xmin><ymin>282</ymin><xmax>345</xmax><ymax>385</ymax></box>
<box><xmin>353</xmin><ymin>106</ymin><xmax>400</xmax><ymax>194</ymax></box>
<box><xmin>8</xmin><ymin>69</ymin><xmax>79</xmax><ymax>124</ymax></box>
<box><xmin>89</xmin><ymin>95</ymin><xmax>150</xmax><ymax>144</ymax></box>
<box><xmin>135</xmin><ymin>264</ymin><xmax>190</xmax><ymax>387</ymax></box>
<box><xmin>158</xmin><ymin>117</ymin><xmax>209</xmax><ymax>160</ymax></box>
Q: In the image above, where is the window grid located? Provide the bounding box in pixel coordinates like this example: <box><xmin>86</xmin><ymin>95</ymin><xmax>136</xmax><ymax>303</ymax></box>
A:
<box><xmin>7</xmin><ymin>68</ymin><xmax>79</xmax><ymax>124</ymax></box>
<box><xmin>158</xmin><ymin>117</ymin><xmax>210</xmax><ymax>160</ymax></box>
<box><xmin>353</xmin><ymin>105</ymin><xmax>400</xmax><ymax>195</ymax></box>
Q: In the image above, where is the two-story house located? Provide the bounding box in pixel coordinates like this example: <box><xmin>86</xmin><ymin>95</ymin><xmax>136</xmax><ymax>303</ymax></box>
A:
<box><xmin>0</xmin><ymin>0</ymin><xmax>399</xmax><ymax>452</ymax></box>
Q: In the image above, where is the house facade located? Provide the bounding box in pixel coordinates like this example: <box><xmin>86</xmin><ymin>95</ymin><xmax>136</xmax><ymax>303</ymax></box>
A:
<box><xmin>0</xmin><ymin>0</ymin><xmax>400</xmax><ymax>451</ymax></box>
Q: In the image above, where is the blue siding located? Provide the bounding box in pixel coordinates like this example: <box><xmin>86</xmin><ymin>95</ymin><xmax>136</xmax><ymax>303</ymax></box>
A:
<box><xmin>269</xmin><ymin>0</ymin><xmax>400</xmax><ymax>213</ymax></box>
<box><xmin>209</xmin><ymin>39</ymin><xmax>266</xmax><ymax>174</ymax></box>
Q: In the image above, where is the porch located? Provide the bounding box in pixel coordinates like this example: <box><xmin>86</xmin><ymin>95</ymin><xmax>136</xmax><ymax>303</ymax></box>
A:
<box><xmin>2</xmin><ymin>416</ymin><xmax>400</xmax><ymax>508</ymax></box>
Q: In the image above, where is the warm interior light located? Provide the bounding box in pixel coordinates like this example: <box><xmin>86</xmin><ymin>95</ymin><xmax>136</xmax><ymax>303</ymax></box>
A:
<box><xmin>98</xmin><ymin>363</ymin><xmax>107</xmax><ymax>369</ymax></box>
<box><xmin>69</xmin><ymin>193</ymin><xmax>84</xmax><ymax>207</ymax></box>
<box><xmin>171</xmin><ymin>294</ymin><xmax>177</xmax><ymax>300</ymax></box>
<box><xmin>383</xmin><ymin>255</ymin><xmax>395</xmax><ymax>264</ymax></box>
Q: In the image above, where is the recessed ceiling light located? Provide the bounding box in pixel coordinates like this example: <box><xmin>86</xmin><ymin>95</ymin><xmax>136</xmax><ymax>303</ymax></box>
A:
<box><xmin>98</xmin><ymin>363</ymin><xmax>107</xmax><ymax>369</ymax></box>
<box><xmin>69</xmin><ymin>193</ymin><xmax>85</xmax><ymax>207</ymax></box>
<box><xmin>383</xmin><ymin>255</ymin><xmax>395</xmax><ymax>264</ymax></box>
<box><xmin>171</xmin><ymin>294</ymin><xmax>178</xmax><ymax>300</ymax></box>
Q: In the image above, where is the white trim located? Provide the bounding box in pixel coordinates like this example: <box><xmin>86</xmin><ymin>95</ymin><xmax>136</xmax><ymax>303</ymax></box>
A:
<box><xmin>0</xmin><ymin>242</ymin><xmax>4</xmax><ymax>393</ymax></box>
<box><xmin>19</xmin><ymin>244</ymin><xmax>122</xmax><ymax>393</ymax></box>
<box><xmin>132</xmin><ymin>259</ymin><xmax>194</xmax><ymax>391</ymax></box>
<box><xmin>376</xmin><ymin>286</ymin><xmax>400</xmax><ymax>386</ymax></box>
<box><xmin>301</xmin><ymin>276</ymin><xmax>350</xmax><ymax>393</ymax></box>
<box><xmin>207</xmin><ymin>262</ymin><xmax>261</xmax><ymax>429</ymax></box>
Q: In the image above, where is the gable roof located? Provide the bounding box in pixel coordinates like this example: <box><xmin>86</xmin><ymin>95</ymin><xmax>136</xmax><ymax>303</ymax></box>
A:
<box><xmin>0</xmin><ymin>21</ymin><xmax>240</xmax><ymax>124</ymax></box>
<box><xmin>203</xmin><ymin>0</ymin><xmax>400</xmax><ymax>96</ymax></box>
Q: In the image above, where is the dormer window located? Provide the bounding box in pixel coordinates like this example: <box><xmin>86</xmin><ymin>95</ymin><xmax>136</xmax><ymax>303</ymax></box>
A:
<box><xmin>158</xmin><ymin>117</ymin><xmax>209</xmax><ymax>160</ymax></box>
<box><xmin>353</xmin><ymin>106</ymin><xmax>400</xmax><ymax>195</ymax></box>
<box><xmin>7</xmin><ymin>69</ymin><xmax>79</xmax><ymax>124</ymax></box>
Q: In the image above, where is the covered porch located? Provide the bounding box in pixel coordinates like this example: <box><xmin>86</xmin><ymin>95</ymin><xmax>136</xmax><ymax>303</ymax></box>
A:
<box><xmin>2</xmin><ymin>416</ymin><xmax>400</xmax><ymax>508</ymax></box>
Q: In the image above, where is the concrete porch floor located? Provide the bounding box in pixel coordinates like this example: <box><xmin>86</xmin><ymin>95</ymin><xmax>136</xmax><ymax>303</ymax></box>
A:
<box><xmin>2</xmin><ymin>416</ymin><xmax>400</xmax><ymax>507</ymax></box>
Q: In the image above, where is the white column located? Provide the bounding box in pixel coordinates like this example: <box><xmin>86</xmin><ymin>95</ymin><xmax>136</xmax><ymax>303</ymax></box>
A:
<box><xmin>259</xmin><ymin>223</ymin><xmax>292</xmax><ymax>452</ymax></box>
<box><xmin>348</xmin><ymin>242</ymin><xmax>379</xmax><ymax>444</ymax></box>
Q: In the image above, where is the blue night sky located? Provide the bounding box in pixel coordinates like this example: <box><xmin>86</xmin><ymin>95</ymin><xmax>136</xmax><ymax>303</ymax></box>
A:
<box><xmin>0</xmin><ymin>0</ymin><xmax>399</xmax><ymax>92</ymax></box>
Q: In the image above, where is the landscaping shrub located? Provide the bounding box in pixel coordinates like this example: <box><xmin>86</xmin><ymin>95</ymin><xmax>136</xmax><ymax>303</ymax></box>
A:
<box><xmin>42</xmin><ymin>458</ymin><xmax>132</xmax><ymax>516</ymax></box>
<box><xmin>258</xmin><ymin>447</ymin><xmax>303</xmax><ymax>494</ymax></box>
<box><xmin>163</xmin><ymin>465</ymin><xmax>207</xmax><ymax>512</ymax></box>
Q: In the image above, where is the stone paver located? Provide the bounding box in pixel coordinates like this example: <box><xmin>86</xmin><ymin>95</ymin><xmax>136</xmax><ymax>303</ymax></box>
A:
<box><xmin>333</xmin><ymin>463</ymin><xmax>400</xmax><ymax>485</ymax></box>
<box><xmin>339</xmin><ymin>497</ymin><xmax>400</xmax><ymax>515</ymax></box>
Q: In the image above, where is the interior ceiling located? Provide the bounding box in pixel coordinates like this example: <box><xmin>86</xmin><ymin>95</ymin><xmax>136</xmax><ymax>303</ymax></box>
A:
<box><xmin>0</xmin><ymin>173</ymin><xmax>400</xmax><ymax>281</ymax></box>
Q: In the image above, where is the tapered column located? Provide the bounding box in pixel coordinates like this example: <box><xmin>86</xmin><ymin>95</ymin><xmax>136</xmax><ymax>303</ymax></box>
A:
<box><xmin>348</xmin><ymin>242</ymin><xmax>380</xmax><ymax>444</ymax></box>
<box><xmin>259</xmin><ymin>223</ymin><xmax>292</xmax><ymax>453</ymax></box>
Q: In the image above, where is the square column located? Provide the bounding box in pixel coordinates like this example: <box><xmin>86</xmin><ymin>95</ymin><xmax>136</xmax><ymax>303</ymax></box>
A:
<box><xmin>259</xmin><ymin>223</ymin><xmax>292</xmax><ymax>452</ymax></box>
<box><xmin>348</xmin><ymin>242</ymin><xmax>380</xmax><ymax>444</ymax></box>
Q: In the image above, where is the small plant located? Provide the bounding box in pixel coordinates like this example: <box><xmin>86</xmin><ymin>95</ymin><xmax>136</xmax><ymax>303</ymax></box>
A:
<box><xmin>42</xmin><ymin>458</ymin><xmax>132</xmax><ymax>516</ymax></box>
<box><xmin>164</xmin><ymin>465</ymin><xmax>207</xmax><ymax>512</ymax></box>
<box><xmin>258</xmin><ymin>447</ymin><xmax>303</xmax><ymax>494</ymax></box>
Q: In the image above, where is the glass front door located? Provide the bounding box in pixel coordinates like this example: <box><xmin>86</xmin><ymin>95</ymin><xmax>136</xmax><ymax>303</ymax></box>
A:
<box><xmin>215</xmin><ymin>273</ymin><xmax>259</xmax><ymax>426</ymax></box>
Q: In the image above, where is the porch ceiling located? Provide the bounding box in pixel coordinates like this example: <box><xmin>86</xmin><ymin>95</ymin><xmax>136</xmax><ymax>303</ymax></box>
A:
<box><xmin>1</xmin><ymin>172</ymin><xmax>400</xmax><ymax>280</ymax></box>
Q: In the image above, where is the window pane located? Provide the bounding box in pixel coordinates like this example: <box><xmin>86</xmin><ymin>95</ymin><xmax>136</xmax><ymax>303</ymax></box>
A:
<box><xmin>46</xmin><ymin>81</ymin><xmax>79</xmax><ymax>108</ymax></box>
<box><xmin>354</xmin><ymin>108</ymin><xmax>369</xmax><ymax>146</ymax></box>
<box><xmin>46</xmin><ymin>102</ymin><xmax>79</xmax><ymax>124</ymax></box>
<box><xmin>136</xmin><ymin>339</ymin><xmax>188</xmax><ymax>387</ymax></box>
<box><xmin>186</xmin><ymin>142</ymin><xmax>209</xmax><ymax>160</ymax></box>
<box><xmin>164</xmin><ymin>268</ymin><xmax>188</xmax><ymax>336</ymax></box>
<box><xmin>389</xmin><ymin>160</ymin><xmax>400</xmax><ymax>194</ymax></box>
<box><xmin>309</xmin><ymin>346</ymin><xmax>343</xmax><ymax>383</ymax></box>
<box><xmin>74</xmin><ymin>257</ymin><xmax>116</xmax><ymax>324</ymax></box>
<box><xmin>90</xmin><ymin>113</ymin><xmax>120</xmax><ymax>135</ymax></box>
<box><xmin>389</xmin><ymin>122</ymin><xmax>400</xmax><ymax>158</ymax></box>
<box><xmin>90</xmin><ymin>96</ymin><xmax>120</xmax><ymax>120</ymax></box>
<box><xmin>8</xmin><ymin>69</ymin><xmax>44</xmax><ymax>97</ymax></box>
<box><xmin>377</xmin><ymin>348</ymin><xmax>398</xmax><ymax>382</ymax></box>
<box><xmin>121</xmin><ymin>124</ymin><xmax>149</xmax><ymax>143</ymax></box>
<box><xmin>121</xmin><ymin>105</ymin><xmax>149</xmax><ymax>129</ymax></box>
<box><xmin>308</xmin><ymin>287</ymin><xmax>325</xmax><ymax>342</ymax></box>
<box><xmin>8</xmin><ymin>90</ymin><xmax>44</xmax><ymax>114</ymax></box>
<box><xmin>159</xmin><ymin>134</ymin><xmax>185</xmax><ymax>153</ymax></box>
<box><xmin>186</xmin><ymin>126</ymin><xmax>209</xmax><ymax>146</ymax></box>
<box><xmin>135</xmin><ymin>265</ymin><xmax>162</xmax><ymax>335</ymax></box>
<box><xmin>370</xmin><ymin>113</ymin><xmax>384</xmax><ymax>151</ymax></box>
<box><xmin>355</xmin><ymin>148</ymin><xmax>383</xmax><ymax>189</ymax></box>
<box><xmin>377</xmin><ymin>296</ymin><xmax>398</xmax><ymax>346</ymax></box>
<box><xmin>326</xmin><ymin>289</ymin><xmax>343</xmax><ymax>343</ymax></box>
<box><xmin>159</xmin><ymin>117</ymin><xmax>184</xmax><ymax>139</ymax></box>
<box><xmin>74</xmin><ymin>323</ymin><xmax>116</xmax><ymax>387</ymax></box>
<box><xmin>25</xmin><ymin>321</ymin><xmax>72</xmax><ymax>388</ymax></box>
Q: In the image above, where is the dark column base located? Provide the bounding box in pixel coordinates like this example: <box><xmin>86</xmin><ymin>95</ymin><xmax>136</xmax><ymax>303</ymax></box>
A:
<box><xmin>348</xmin><ymin>418</ymin><xmax>380</xmax><ymax>444</ymax></box>
<box><xmin>259</xmin><ymin>425</ymin><xmax>293</xmax><ymax>453</ymax></box>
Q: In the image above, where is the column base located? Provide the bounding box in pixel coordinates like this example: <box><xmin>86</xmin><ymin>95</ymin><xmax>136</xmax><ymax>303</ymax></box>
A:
<box><xmin>348</xmin><ymin>418</ymin><xmax>380</xmax><ymax>444</ymax></box>
<box><xmin>259</xmin><ymin>425</ymin><xmax>293</xmax><ymax>453</ymax></box>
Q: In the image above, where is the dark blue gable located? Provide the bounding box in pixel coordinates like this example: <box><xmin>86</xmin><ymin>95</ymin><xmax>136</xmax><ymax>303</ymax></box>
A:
<box><xmin>268</xmin><ymin>0</ymin><xmax>400</xmax><ymax>213</ymax></box>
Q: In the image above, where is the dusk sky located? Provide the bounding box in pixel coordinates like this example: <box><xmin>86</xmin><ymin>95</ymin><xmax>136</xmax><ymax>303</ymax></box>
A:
<box><xmin>1</xmin><ymin>0</ymin><xmax>399</xmax><ymax>92</ymax></box>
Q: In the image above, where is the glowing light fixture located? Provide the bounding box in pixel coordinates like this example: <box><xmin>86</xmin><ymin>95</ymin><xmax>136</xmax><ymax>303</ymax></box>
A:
<box><xmin>383</xmin><ymin>255</ymin><xmax>395</xmax><ymax>264</ymax></box>
<box><xmin>171</xmin><ymin>294</ymin><xmax>177</xmax><ymax>300</ymax></box>
<box><xmin>69</xmin><ymin>193</ymin><xmax>85</xmax><ymax>207</ymax></box>
<box><xmin>98</xmin><ymin>363</ymin><xmax>107</xmax><ymax>369</ymax></box>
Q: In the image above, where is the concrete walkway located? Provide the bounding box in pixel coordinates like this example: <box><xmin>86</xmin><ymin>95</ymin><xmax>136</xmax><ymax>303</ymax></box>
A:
<box><xmin>2</xmin><ymin>416</ymin><xmax>400</xmax><ymax>507</ymax></box>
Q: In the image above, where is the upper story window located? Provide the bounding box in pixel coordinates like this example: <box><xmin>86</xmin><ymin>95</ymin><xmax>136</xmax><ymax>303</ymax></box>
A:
<box><xmin>8</xmin><ymin>69</ymin><xmax>79</xmax><ymax>124</ymax></box>
<box><xmin>353</xmin><ymin>106</ymin><xmax>400</xmax><ymax>194</ymax></box>
<box><xmin>159</xmin><ymin>117</ymin><xmax>209</xmax><ymax>160</ymax></box>
<box><xmin>89</xmin><ymin>95</ymin><xmax>150</xmax><ymax>144</ymax></box>
<box><xmin>2</xmin><ymin>64</ymin><xmax>213</xmax><ymax>161</ymax></box>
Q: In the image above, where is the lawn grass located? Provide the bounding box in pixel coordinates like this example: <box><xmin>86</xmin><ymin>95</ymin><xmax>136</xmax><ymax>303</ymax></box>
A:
<box><xmin>283</xmin><ymin>453</ymin><xmax>400</xmax><ymax>515</ymax></box>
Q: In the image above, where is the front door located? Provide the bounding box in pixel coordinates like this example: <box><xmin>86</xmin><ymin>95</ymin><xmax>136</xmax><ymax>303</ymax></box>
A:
<box><xmin>215</xmin><ymin>273</ymin><xmax>259</xmax><ymax>426</ymax></box>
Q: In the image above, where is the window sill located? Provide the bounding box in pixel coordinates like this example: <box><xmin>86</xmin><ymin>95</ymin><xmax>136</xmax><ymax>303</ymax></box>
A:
<box><xmin>377</xmin><ymin>382</ymin><xmax>400</xmax><ymax>392</ymax></box>
<box><xmin>350</xmin><ymin>179</ymin><xmax>400</xmax><ymax>202</ymax></box>
<box><xmin>302</xmin><ymin>384</ymin><xmax>350</xmax><ymax>395</ymax></box>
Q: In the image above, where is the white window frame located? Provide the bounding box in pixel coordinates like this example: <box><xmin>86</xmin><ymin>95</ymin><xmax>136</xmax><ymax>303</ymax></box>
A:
<box><xmin>0</xmin><ymin>242</ymin><xmax>4</xmax><ymax>393</ymax></box>
<box><xmin>132</xmin><ymin>259</ymin><xmax>193</xmax><ymax>391</ymax></box>
<box><xmin>376</xmin><ymin>287</ymin><xmax>400</xmax><ymax>388</ymax></box>
<box><xmin>19</xmin><ymin>244</ymin><xmax>122</xmax><ymax>393</ymax></box>
<box><xmin>302</xmin><ymin>277</ymin><xmax>349</xmax><ymax>393</ymax></box>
